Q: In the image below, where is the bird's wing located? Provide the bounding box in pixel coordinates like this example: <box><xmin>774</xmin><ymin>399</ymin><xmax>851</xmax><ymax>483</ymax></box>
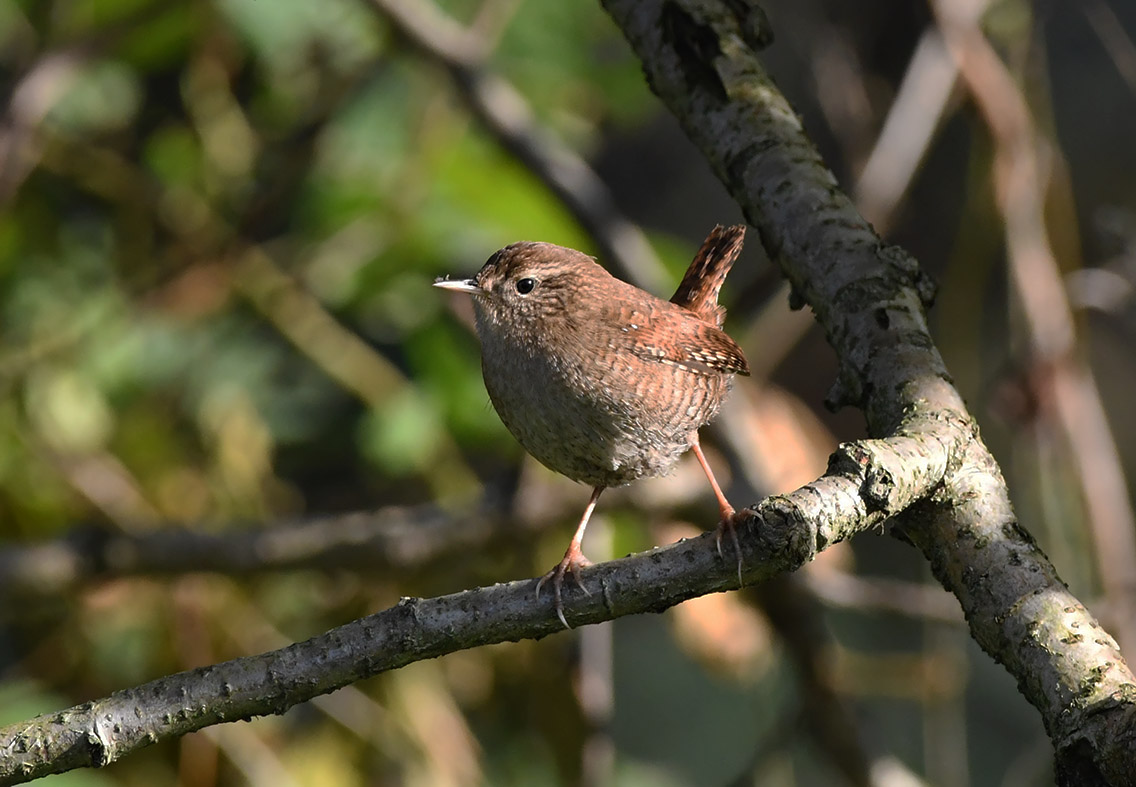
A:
<box><xmin>624</xmin><ymin>309</ymin><xmax>751</xmax><ymax>376</ymax></box>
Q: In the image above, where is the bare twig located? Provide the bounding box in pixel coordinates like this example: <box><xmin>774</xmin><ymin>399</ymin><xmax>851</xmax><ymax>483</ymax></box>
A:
<box><xmin>0</xmin><ymin>504</ymin><xmax>518</xmax><ymax>600</ymax></box>
<box><xmin>853</xmin><ymin>20</ymin><xmax>964</xmax><ymax>232</ymax></box>
<box><xmin>0</xmin><ymin>434</ymin><xmax>966</xmax><ymax>783</ymax></box>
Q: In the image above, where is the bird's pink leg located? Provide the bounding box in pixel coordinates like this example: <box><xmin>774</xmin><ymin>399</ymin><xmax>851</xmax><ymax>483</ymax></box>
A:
<box><xmin>536</xmin><ymin>485</ymin><xmax>604</xmax><ymax>628</ymax></box>
<box><xmin>690</xmin><ymin>435</ymin><xmax>749</xmax><ymax>585</ymax></box>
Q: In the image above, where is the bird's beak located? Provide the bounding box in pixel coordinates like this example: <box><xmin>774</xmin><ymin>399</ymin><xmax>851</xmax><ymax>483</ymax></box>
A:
<box><xmin>433</xmin><ymin>277</ymin><xmax>481</xmax><ymax>294</ymax></box>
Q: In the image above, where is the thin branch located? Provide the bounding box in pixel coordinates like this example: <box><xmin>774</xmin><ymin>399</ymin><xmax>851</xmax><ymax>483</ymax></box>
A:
<box><xmin>0</xmin><ymin>436</ymin><xmax>957</xmax><ymax>783</ymax></box>
<box><xmin>853</xmin><ymin>23</ymin><xmax>961</xmax><ymax>232</ymax></box>
<box><xmin>0</xmin><ymin>507</ymin><xmax>966</xmax><ymax>621</ymax></box>
<box><xmin>0</xmin><ymin>505</ymin><xmax>516</xmax><ymax>600</ymax></box>
<box><xmin>852</xmin><ymin>0</ymin><xmax>992</xmax><ymax>234</ymax></box>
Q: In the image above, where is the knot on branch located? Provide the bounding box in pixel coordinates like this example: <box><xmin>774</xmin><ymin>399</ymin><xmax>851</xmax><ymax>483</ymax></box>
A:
<box><xmin>825</xmin><ymin>364</ymin><xmax>865</xmax><ymax>412</ymax></box>
<box><xmin>661</xmin><ymin>2</ymin><xmax>726</xmax><ymax>101</ymax></box>
<box><xmin>88</xmin><ymin>721</ymin><xmax>113</xmax><ymax>768</ymax></box>
<box><xmin>754</xmin><ymin>494</ymin><xmax>818</xmax><ymax>568</ymax></box>
<box><xmin>829</xmin><ymin>441</ymin><xmax>902</xmax><ymax>517</ymax></box>
<box><xmin>878</xmin><ymin>242</ymin><xmax>937</xmax><ymax>308</ymax></box>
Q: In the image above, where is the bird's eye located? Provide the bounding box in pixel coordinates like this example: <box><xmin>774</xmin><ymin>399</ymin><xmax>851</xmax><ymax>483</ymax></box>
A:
<box><xmin>515</xmin><ymin>277</ymin><xmax>537</xmax><ymax>295</ymax></box>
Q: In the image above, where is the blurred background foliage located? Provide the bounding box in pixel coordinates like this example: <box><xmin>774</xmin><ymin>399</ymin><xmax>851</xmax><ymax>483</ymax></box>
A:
<box><xmin>1</xmin><ymin>0</ymin><xmax>1135</xmax><ymax>785</ymax></box>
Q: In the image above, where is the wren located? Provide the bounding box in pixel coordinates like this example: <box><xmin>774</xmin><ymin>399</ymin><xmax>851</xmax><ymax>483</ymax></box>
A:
<box><xmin>435</xmin><ymin>224</ymin><xmax>751</xmax><ymax>627</ymax></box>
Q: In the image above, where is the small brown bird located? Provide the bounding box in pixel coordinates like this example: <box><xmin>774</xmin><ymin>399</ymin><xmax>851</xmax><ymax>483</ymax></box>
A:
<box><xmin>435</xmin><ymin>225</ymin><xmax>751</xmax><ymax>627</ymax></box>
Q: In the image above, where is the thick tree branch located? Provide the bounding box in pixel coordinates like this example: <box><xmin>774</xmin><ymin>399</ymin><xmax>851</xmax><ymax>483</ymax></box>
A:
<box><xmin>0</xmin><ymin>437</ymin><xmax>951</xmax><ymax>784</ymax></box>
<box><xmin>598</xmin><ymin>0</ymin><xmax>1136</xmax><ymax>783</ymax></box>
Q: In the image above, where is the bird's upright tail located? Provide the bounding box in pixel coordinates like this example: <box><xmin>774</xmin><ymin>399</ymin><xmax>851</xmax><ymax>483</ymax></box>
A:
<box><xmin>669</xmin><ymin>224</ymin><xmax>747</xmax><ymax>326</ymax></box>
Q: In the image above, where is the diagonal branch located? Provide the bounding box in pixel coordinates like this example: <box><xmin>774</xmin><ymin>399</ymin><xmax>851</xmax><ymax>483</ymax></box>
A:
<box><xmin>598</xmin><ymin>0</ymin><xmax>1136</xmax><ymax>783</ymax></box>
<box><xmin>0</xmin><ymin>436</ymin><xmax>952</xmax><ymax>784</ymax></box>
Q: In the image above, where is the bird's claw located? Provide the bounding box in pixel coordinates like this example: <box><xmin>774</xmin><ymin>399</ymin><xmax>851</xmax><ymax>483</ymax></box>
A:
<box><xmin>715</xmin><ymin>508</ymin><xmax>755</xmax><ymax>587</ymax></box>
<box><xmin>536</xmin><ymin>550</ymin><xmax>593</xmax><ymax>629</ymax></box>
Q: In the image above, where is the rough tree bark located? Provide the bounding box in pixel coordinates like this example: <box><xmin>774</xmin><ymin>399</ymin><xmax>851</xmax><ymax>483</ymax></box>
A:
<box><xmin>597</xmin><ymin>0</ymin><xmax>1136</xmax><ymax>783</ymax></box>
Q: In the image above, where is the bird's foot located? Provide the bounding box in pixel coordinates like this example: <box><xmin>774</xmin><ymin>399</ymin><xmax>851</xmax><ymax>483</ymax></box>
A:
<box><xmin>536</xmin><ymin>545</ymin><xmax>593</xmax><ymax>629</ymax></box>
<box><xmin>715</xmin><ymin>507</ymin><xmax>756</xmax><ymax>587</ymax></box>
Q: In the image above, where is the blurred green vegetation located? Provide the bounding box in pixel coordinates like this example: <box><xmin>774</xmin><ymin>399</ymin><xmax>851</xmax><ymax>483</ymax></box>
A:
<box><xmin>2</xmin><ymin>0</ymin><xmax>1136</xmax><ymax>785</ymax></box>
